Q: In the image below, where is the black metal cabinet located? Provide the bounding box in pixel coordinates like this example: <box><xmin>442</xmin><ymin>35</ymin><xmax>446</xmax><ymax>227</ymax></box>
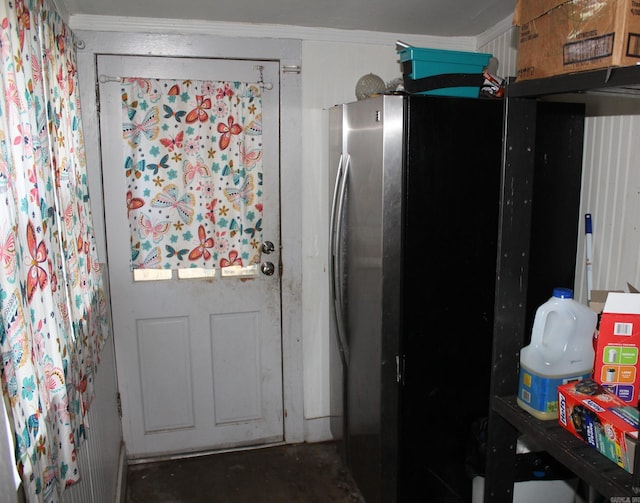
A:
<box><xmin>485</xmin><ymin>66</ymin><xmax>640</xmax><ymax>502</ymax></box>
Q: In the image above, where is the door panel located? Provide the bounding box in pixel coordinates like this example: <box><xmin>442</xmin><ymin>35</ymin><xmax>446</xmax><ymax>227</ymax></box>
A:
<box><xmin>138</xmin><ymin>317</ymin><xmax>194</xmax><ymax>432</ymax></box>
<box><xmin>211</xmin><ymin>311</ymin><xmax>262</xmax><ymax>423</ymax></box>
<box><xmin>97</xmin><ymin>55</ymin><xmax>283</xmax><ymax>457</ymax></box>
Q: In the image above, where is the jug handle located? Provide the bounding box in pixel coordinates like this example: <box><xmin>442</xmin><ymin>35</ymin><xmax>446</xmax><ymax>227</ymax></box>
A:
<box><xmin>530</xmin><ymin>307</ymin><xmax>565</xmax><ymax>362</ymax></box>
<box><xmin>529</xmin><ymin>307</ymin><xmax>548</xmax><ymax>348</ymax></box>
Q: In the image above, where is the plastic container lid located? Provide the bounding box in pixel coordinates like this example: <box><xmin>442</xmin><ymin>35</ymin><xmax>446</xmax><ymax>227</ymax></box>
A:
<box><xmin>552</xmin><ymin>287</ymin><xmax>573</xmax><ymax>299</ymax></box>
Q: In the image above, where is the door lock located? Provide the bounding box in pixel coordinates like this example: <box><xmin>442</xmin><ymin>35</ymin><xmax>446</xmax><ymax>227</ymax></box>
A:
<box><xmin>261</xmin><ymin>262</ymin><xmax>276</xmax><ymax>276</ymax></box>
<box><xmin>261</xmin><ymin>241</ymin><xmax>275</xmax><ymax>254</ymax></box>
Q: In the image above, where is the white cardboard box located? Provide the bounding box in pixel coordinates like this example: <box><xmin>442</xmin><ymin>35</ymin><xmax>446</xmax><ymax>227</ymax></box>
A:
<box><xmin>472</xmin><ymin>477</ymin><xmax>578</xmax><ymax>503</ymax></box>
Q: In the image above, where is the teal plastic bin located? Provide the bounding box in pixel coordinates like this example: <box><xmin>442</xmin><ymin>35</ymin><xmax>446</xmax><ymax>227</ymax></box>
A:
<box><xmin>398</xmin><ymin>46</ymin><xmax>492</xmax><ymax>98</ymax></box>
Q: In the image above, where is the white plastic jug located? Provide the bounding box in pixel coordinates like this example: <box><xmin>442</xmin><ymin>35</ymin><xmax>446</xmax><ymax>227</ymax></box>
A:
<box><xmin>517</xmin><ymin>287</ymin><xmax>597</xmax><ymax>420</ymax></box>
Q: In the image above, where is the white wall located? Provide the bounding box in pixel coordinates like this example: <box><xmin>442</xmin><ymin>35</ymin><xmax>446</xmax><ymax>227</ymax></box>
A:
<box><xmin>0</xmin><ymin>396</ymin><xmax>20</xmax><ymax>503</ymax></box>
<box><xmin>61</xmin><ymin>332</ymin><xmax>124</xmax><ymax>503</ymax></box>
<box><xmin>578</xmin><ymin>114</ymin><xmax>640</xmax><ymax>300</ymax></box>
<box><xmin>477</xmin><ymin>18</ymin><xmax>518</xmax><ymax>77</ymax></box>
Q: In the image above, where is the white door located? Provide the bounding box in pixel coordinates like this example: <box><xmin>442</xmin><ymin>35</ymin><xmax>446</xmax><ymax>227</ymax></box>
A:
<box><xmin>97</xmin><ymin>55</ymin><xmax>283</xmax><ymax>458</ymax></box>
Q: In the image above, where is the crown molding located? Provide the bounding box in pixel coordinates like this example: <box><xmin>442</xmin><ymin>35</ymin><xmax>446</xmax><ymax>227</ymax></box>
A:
<box><xmin>68</xmin><ymin>14</ymin><xmax>478</xmax><ymax>51</ymax></box>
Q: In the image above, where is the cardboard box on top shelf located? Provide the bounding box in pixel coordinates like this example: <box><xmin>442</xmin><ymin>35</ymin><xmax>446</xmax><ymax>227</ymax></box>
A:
<box><xmin>513</xmin><ymin>0</ymin><xmax>640</xmax><ymax>82</ymax></box>
<box><xmin>558</xmin><ymin>378</ymin><xmax>638</xmax><ymax>473</ymax></box>
<box><xmin>593</xmin><ymin>285</ymin><xmax>640</xmax><ymax>406</ymax></box>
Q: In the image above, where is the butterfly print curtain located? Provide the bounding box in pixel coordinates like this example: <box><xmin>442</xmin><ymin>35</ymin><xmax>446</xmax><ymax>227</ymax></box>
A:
<box><xmin>120</xmin><ymin>77</ymin><xmax>264</xmax><ymax>271</ymax></box>
<box><xmin>0</xmin><ymin>0</ymin><xmax>109</xmax><ymax>501</ymax></box>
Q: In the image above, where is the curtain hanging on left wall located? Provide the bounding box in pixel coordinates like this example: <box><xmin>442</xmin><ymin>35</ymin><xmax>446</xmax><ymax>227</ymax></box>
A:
<box><xmin>0</xmin><ymin>0</ymin><xmax>109</xmax><ymax>501</ymax></box>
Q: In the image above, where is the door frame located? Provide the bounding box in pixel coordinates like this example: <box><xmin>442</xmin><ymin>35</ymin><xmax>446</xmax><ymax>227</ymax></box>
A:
<box><xmin>75</xmin><ymin>31</ymin><xmax>304</xmax><ymax>445</ymax></box>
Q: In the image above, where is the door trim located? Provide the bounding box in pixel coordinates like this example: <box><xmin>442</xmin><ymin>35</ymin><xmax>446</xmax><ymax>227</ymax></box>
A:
<box><xmin>76</xmin><ymin>31</ymin><xmax>304</xmax><ymax>444</ymax></box>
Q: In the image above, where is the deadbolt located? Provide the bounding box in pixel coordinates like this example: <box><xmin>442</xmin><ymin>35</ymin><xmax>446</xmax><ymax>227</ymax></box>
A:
<box><xmin>261</xmin><ymin>262</ymin><xmax>275</xmax><ymax>276</ymax></box>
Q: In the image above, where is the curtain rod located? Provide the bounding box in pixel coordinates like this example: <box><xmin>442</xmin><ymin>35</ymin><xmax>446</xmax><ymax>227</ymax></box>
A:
<box><xmin>97</xmin><ymin>74</ymin><xmax>273</xmax><ymax>90</ymax></box>
<box><xmin>99</xmin><ymin>64</ymin><xmax>274</xmax><ymax>89</ymax></box>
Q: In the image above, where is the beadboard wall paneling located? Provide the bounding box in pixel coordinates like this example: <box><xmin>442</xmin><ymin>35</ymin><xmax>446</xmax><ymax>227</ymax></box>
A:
<box><xmin>576</xmin><ymin>115</ymin><xmax>640</xmax><ymax>302</ymax></box>
<box><xmin>62</xmin><ymin>334</ymin><xmax>124</xmax><ymax>503</ymax></box>
<box><xmin>478</xmin><ymin>26</ymin><xmax>518</xmax><ymax>78</ymax></box>
<box><xmin>0</xmin><ymin>398</ymin><xmax>19</xmax><ymax>503</ymax></box>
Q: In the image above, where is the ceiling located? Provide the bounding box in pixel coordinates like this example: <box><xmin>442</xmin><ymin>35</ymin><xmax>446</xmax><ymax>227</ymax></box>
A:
<box><xmin>59</xmin><ymin>0</ymin><xmax>517</xmax><ymax>37</ymax></box>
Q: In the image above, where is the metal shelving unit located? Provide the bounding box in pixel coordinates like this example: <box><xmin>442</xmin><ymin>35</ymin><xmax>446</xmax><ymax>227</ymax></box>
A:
<box><xmin>493</xmin><ymin>396</ymin><xmax>637</xmax><ymax>497</ymax></box>
<box><xmin>506</xmin><ymin>65</ymin><xmax>640</xmax><ymax>97</ymax></box>
<box><xmin>485</xmin><ymin>66</ymin><xmax>640</xmax><ymax>502</ymax></box>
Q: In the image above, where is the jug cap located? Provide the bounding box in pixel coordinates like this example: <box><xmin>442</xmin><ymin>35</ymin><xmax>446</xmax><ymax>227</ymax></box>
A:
<box><xmin>552</xmin><ymin>287</ymin><xmax>573</xmax><ymax>299</ymax></box>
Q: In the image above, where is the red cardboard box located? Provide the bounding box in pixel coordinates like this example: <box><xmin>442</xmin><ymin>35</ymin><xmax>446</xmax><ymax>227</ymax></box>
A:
<box><xmin>558</xmin><ymin>379</ymin><xmax>638</xmax><ymax>473</ymax></box>
<box><xmin>594</xmin><ymin>292</ymin><xmax>640</xmax><ymax>405</ymax></box>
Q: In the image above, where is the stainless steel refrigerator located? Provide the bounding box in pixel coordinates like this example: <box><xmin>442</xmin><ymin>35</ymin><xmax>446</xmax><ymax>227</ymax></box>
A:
<box><xmin>328</xmin><ymin>94</ymin><xmax>505</xmax><ymax>503</ymax></box>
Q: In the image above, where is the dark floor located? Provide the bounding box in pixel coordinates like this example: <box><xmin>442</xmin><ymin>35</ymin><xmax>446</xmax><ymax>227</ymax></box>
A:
<box><xmin>126</xmin><ymin>441</ymin><xmax>365</xmax><ymax>503</ymax></box>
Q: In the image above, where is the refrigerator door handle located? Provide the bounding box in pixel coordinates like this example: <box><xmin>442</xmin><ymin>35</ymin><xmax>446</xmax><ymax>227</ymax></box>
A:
<box><xmin>329</xmin><ymin>153</ymin><xmax>350</xmax><ymax>366</ymax></box>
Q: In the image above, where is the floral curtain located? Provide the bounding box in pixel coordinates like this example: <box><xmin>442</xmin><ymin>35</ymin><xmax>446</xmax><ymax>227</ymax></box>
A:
<box><xmin>121</xmin><ymin>77</ymin><xmax>264</xmax><ymax>271</ymax></box>
<box><xmin>0</xmin><ymin>0</ymin><xmax>108</xmax><ymax>501</ymax></box>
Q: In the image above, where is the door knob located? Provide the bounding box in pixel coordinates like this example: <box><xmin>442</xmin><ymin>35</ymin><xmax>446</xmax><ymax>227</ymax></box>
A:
<box><xmin>261</xmin><ymin>241</ymin><xmax>275</xmax><ymax>254</ymax></box>
<box><xmin>261</xmin><ymin>262</ymin><xmax>275</xmax><ymax>276</ymax></box>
